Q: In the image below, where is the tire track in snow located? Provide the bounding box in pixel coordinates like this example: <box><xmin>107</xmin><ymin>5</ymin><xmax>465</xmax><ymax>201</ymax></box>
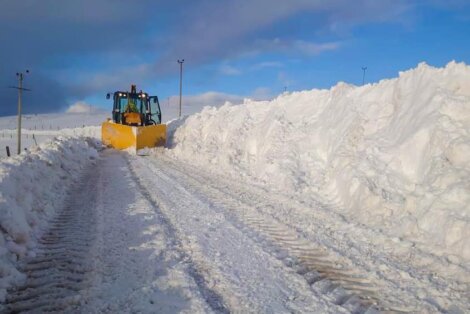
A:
<box><xmin>158</xmin><ymin>157</ymin><xmax>466</xmax><ymax>313</ymax></box>
<box><xmin>2</xmin><ymin>164</ymin><xmax>98</xmax><ymax>313</ymax></box>
<box><xmin>146</xmin><ymin>159</ymin><xmax>380</xmax><ymax>313</ymax></box>
<box><xmin>147</xmin><ymin>155</ymin><xmax>432</xmax><ymax>313</ymax></box>
<box><xmin>124</xmin><ymin>155</ymin><xmax>230</xmax><ymax>314</ymax></box>
<box><xmin>133</xmin><ymin>155</ymin><xmax>348</xmax><ymax>313</ymax></box>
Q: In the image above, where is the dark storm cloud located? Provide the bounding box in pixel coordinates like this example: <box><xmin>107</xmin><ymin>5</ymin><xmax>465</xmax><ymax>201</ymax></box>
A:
<box><xmin>0</xmin><ymin>0</ymin><xmax>169</xmax><ymax>115</ymax></box>
<box><xmin>1</xmin><ymin>74</ymin><xmax>65</xmax><ymax>116</ymax></box>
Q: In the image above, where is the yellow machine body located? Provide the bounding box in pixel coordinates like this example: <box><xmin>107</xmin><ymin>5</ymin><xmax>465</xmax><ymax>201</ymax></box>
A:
<box><xmin>102</xmin><ymin>121</ymin><xmax>166</xmax><ymax>151</ymax></box>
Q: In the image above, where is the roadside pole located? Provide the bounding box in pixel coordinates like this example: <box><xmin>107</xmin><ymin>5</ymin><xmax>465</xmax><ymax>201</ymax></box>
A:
<box><xmin>177</xmin><ymin>59</ymin><xmax>184</xmax><ymax>118</ymax></box>
<box><xmin>362</xmin><ymin>67</ymin><xmax>367</xmax><ymax>86</ymax></box>
<box><xmin>9</xmin><ymin>70</ymin><xmax>31</xmax><ymax>155</ymax></box>
<box><xmin>17</xmin><ymin>73</ymin><xmax>23</xmax><ymax>155</ymax></box>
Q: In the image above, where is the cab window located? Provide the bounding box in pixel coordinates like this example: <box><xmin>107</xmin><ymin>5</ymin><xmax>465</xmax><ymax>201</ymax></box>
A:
<box><xmin>119</xmin><ymin>96</ymin><xmax>143</xmax><ymax>113</ymax></box>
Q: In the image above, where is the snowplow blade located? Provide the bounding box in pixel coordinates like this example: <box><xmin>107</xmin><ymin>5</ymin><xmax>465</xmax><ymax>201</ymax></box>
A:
<box><xmin>101</xmin><ymin>121</ymin><xmax>166</xmax><ymax>151</ymax></box>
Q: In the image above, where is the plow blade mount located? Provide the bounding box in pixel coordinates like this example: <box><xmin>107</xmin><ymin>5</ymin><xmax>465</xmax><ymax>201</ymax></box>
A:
<box><xmin>102</xmin><ymin>121</ymin><xmax>166</xmax><ymax>151</ymax></box>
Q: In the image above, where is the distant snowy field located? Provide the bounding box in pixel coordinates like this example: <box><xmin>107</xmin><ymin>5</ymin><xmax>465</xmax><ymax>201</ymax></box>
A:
<box><xmin>0</xmin><ymin>112</ymin><xmax>106</xmax><ymax>157</ymax></box>
<box><xmin>167</xmin><ymin>62</ymin><xmax>470</xmax><ymax>267</ymax></box>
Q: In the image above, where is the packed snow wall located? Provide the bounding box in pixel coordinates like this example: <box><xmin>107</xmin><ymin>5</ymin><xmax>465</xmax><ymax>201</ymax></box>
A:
<box><xmin>167</xmin><ymin>62</ymin><xmax>470</xmax><ymax>264</ymax></box>
<box><xmin>0</xmin><ymin>137</ymin><xmax>98</xmax><ymax>301</ymax></box>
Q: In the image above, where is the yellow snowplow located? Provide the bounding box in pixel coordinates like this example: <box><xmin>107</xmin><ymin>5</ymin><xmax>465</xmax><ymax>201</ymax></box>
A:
<box><xmin>102</xmin><ymin>85</ymin><xmax>166</xmax><ymax>151</ymax></box>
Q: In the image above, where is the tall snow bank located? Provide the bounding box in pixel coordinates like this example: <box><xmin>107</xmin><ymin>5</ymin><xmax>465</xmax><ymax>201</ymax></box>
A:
<box><xmin>167</xmin><ymin>61</ymin><xmax>470</xmax><ymax>264</ymax></box>
<box><xmin>0</xmin><ymin>137</ymin><xmax>98</xmax><ymax>301</ymax></box>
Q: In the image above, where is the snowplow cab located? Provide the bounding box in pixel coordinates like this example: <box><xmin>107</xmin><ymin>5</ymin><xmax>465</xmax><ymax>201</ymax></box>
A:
<box><xmin>102</xmin><ymin>85</ymin><xmax>166</xmax><ymax>151</ymax></box>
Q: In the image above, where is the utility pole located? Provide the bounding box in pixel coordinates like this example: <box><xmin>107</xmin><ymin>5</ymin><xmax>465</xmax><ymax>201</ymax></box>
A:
<box><xmin>362</xmin><ymin>66</ymin><xmax>367</xmax><ymax>85</ymax></box>
<box><xmin>9</xmin><ymin>70</ymin><xmax>30</xmax><ymax>155</ymax></box>
<box><xmin>177</xmin><ymin>59</ymin><xmax>184</xmax><ymax>118</ymax></box>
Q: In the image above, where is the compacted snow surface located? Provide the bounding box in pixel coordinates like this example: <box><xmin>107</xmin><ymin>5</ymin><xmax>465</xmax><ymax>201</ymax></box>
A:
<box><xmin>0</xmin><ymin>62</ymin><xmax>469</xmax><ymax>313</ymax></box>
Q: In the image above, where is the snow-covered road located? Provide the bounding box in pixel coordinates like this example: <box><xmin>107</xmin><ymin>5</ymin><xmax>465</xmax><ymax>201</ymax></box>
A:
<box><xmin>136</xmin><ymin>153</ymin><xmax>467</xmax><ymax>313</ymax></box>
<box><xmin>3</xmin><ymin>151</ymin><xmax>212</xmax><ymax>313</ymax></box>
<box><xmin>3</xmin><ymin>150</ymin><xmax>467</xmax><ymax>313</ymax></box>
<box><xmin>135</xmin><ymin>155</ymin><xmax>353</xmax><ymax>313</ymax></box>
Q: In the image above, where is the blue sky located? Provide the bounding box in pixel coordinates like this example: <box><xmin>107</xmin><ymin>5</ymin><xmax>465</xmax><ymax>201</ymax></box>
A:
<box><xmin>1</xmin><ymin>0</ymin><xmax>469</xmax><ymax>118</ymax></box>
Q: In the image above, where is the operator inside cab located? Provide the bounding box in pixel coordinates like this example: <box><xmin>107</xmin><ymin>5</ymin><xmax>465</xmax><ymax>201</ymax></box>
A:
<box><xmin>123</xmin><ymin>97</ymin><xmax>141</xmax><ymax>125</ymax></box>
<box><xmin>125</xmin><ymin>98</ymin><xmax>139</xmax><ymax>113</ymax></box>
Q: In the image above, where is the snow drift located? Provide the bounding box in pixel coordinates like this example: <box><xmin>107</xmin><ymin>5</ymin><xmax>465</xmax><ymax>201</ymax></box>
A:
<box><xmin>0</xmin><ymin>137</ymin><xmax>98</xmax><ymax>301</ymax></box>
<box><xmin>167</xmin><ymin>61</ymin><xmax>470</xmax><ymax>265</ymax></box>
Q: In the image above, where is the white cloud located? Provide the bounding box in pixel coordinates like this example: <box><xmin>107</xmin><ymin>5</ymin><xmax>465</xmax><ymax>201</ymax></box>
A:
<box><xmin>251</xmin><ymin>87</ymin><xmax>273</xmax><ymax>99</ymax></box>
<box><xmin>161</xmin><ymin>89</ymin><xmax>274</xmax><ymax>121</ymax></box>
<box><xmin>69</xmin><ymin>63</ymin><xmax>156</xmax><ymax>96</ymax></box>
<box><xmin>250</xmin><ymin>38</ymin><xmax>341</xmax><ymax>57</ymax></box>
<box><xmin>251</xmin><ymin>61</ymin><xmax>284</xmax><ymax>70</ymax></box>
<box><xmin>292</xmin><ymin>40</ymin><xmax>340</xmax><ymax>56</ymax></box>
<box><xmin>176</xmin><ymin>91</ymin><xmax>244</xmax><ymax>109</ymax></box>
<box><xmin>66</xmin><ymin>101</ymin><xmax>98</xmax><ymax>113</ymax></box>
<box><xmin>219</xmin><ymin>64</ymin><xmax>242</xmax><ymax>76</ymax></box>
<box><xmin>161</xmin><ymin>92</ymin><xmax>243</xmax><ymax>121</ymax></box>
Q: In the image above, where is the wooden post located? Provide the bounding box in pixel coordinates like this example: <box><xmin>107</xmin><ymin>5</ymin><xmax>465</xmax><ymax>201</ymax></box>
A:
<box><xmin>17</xmin><ymin>73</ymin><xmax>23</xmax><ymax>154</ymax></box>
